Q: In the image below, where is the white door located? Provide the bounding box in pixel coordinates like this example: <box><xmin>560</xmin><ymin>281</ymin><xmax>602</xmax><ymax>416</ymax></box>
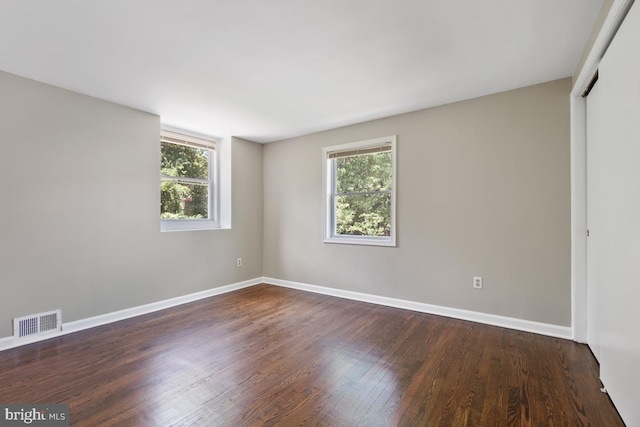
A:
<box><xmin>583</xmin><ymin>1</ymin><xmax>640</xmax><ymax>425</ymax></box>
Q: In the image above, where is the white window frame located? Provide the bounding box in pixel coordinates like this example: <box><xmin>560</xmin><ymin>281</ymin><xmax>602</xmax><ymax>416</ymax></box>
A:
<box><xmin>322</xmin><ymin>135</ymin><xmax>397</xmax><ymax>247</ymax></box>
<box><xmin>160</xmin><ymin>128</ymin><xmax>220</xmax><ymax>232</ymax></box>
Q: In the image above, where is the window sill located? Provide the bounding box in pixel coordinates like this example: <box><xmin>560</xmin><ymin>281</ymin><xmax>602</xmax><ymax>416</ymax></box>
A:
<box><xmin>323</xmin><ymin>236</ymin><xmax>396</xmax><ymax>247</ymax></box>
<box><xmin>161</xmin><ymin>220</ymin><xmax>224</xmax><ymax>232</ymax></box>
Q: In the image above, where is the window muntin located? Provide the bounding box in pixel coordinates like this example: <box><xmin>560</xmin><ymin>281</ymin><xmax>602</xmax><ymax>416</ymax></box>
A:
<box><xmin>160</xmin><ymin>130</ymin><xmax>218</xmax><ymax>231</ymax></box>
<box><xmin>324</xmin><ymin>136</ymin><xmax>396</xmax><ymax>246</ymax></box>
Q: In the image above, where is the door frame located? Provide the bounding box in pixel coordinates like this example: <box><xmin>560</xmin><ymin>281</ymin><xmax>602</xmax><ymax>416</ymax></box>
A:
<box><xmin>570</xmin><ymin>0</ymin><xmax>633</xmax><ymax>342</ymax></box>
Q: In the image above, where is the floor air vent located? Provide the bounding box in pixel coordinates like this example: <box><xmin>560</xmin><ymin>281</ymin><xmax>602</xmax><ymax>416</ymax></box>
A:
<box><xmin>13</xmin><ymin>310</ymin><xmax>62</xmax><ymax>338</ymax></box>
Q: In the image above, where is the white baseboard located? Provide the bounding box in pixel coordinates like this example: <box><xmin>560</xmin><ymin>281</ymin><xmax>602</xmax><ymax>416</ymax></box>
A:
<box><xmin>263</xmin><ymin>277</ymin><xmax>573</xmax><ymax>340</ymax></box>
<box><xmin>0</xmin><ymin>275</ymin><xmax>573</xmax><ymax>353</ymax></box>
<box><xmin>0</xmin><ymin>277</ymin><xmax>262</xmax><ymax>352</ymax></box>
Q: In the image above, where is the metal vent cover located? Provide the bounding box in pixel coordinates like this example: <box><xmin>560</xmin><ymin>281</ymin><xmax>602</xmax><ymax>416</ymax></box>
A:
<box><xmin>13</xmin><ymin>310</ymin><xmax>62</xmax><ymax>338</ymax></box>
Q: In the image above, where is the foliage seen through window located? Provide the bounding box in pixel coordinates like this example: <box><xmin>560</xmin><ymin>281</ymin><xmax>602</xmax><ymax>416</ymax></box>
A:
<box><xmin>334</xmin><ymin>151</ymin><xmax>392</xmax><ymax>237</ymax></box>
<box><xmin>161</xmin><ymin>142</ymin><xmax>210</xmax><ymax>219</ymax></box>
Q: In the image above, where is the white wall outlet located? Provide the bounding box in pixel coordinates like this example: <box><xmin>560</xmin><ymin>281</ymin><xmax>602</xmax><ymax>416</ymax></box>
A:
<box><xmin>473</xmin><ymin>276</ymin><xmax>483</xmax><ymax>289</ymax></box>
<box><xmin>236</xmin><ymin>258</ymin><xmax>242</xmax><ymax>267</ymax></box>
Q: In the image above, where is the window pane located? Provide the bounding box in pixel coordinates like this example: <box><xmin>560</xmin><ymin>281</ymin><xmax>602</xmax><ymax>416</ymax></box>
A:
<box><xmin>161</xmin><ymin>179</ymin><xmax>209</xmax><ymax>219</ymax></box>
<box><xmin>336</xmin><ymin>151</ymin><xmax>391</xmax><ymax>193</ymax></box>
<box><xmin>161</xmin><ymin>142</ymin><xmax>209</xmax><ymax>180</ymax></box>
<box><xmin>335</xmin><ymin>193</ymin><xmax>391</xmax><ymax>236</ymax></box>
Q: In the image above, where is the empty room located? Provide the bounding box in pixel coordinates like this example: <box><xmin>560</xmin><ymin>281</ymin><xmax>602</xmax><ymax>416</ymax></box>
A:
<box><xmin>1</xmin><ymin>0</ymin><xmax>639</xmax><ymax>426</ymax></box>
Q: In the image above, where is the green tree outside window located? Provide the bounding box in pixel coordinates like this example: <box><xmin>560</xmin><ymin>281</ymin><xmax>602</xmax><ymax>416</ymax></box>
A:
<box><xmin>334</xmin><ymin>151</ymin><xmax>392</xmax><ymax>236</ymax></box>
<box><xmin>161</xmin><ymin>142</ymin><xmax>210</xmax><ymax>219</ymax></box>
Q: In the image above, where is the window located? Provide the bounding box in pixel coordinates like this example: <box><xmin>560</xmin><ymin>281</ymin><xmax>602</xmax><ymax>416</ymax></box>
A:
<box><xmin>323</xmin><ymin>136</ymin><xmax>397</xmax><ymax>246</ymax></box>
<box><xmin>160</xmin><ymin>129</ymin><xmax>219</xmax><ymax>231</ymax></box>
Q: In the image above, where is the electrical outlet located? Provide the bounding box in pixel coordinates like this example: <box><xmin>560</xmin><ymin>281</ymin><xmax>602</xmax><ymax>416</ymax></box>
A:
<box><xmin>473</xmin><ymin>276</ymin><xmax>483</xmax><ymax>289</ymax></box>
<box><xmin>236</xmin><ymin>258</ymin><xmax>243</xmax><ymax>267</ymax></box>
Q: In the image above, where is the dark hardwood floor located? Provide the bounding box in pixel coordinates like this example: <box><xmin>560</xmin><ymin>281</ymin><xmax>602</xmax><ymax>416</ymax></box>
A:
<box><xmin>0</xmin><ymin>284</ymin><xmax>623</xmax><ymax>426</ymax></box>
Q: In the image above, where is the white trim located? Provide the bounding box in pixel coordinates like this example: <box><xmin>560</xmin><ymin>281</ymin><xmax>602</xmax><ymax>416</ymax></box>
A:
<box><xmin>322</xmin><ymin>135</ymin><xmax>397</xmax><ymax>247</ymax></box>
<box><xmin>161</xmin><ymin>218</ymin><xmax>221</xmax><ymax>232</ymax></box>
<box><xmin>0</xmin><ymin>276</ymin><xmax>574</xmax><ymax>352</ymax></box>
<box><xmin>570</xmin><ymin>0</ymin><xmax>633</xmax><ymax>343</ymax></box>
<box><xmin>0</xmin><ymin>278</ymin><xmax>262</xmax><ymax>352</ymax></box>
<box><xmin>572</xmin><ymin>0</ymin><xmax>634</xmax><ymax>98</ymax></box>
<box><xmin>263</xmin><ymin>277</ymin><xmax>573</xmax><ymax>340</ymax></box>
<box><xmin>570</xmin><ymin>95</ymin><xmax>588</xmax><ymax>342</ymax></box>
<box><xmin>323</xmin><ymin>235</ymin><xmax>396</xmax><ymax>247</ymax></box>
<box><xmin>323</xmin><ymin>135</ymin><xmax>395</xmax><ymax>154</ymax></box>
<box><xmin>160</xmin><ymin>125</ymin><xmax>219</xmax><ymax>146</ymax></box>
<box><xmin>160</xmin><ymin>126</ymin><xmax>220</xmax><ymax>232</ymax></box>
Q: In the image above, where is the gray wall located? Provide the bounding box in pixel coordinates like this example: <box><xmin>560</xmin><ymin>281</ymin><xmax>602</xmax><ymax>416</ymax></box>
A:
<box><xmin>0</xmin><ymin>70</ymin><xmax>263</xmax><ymax>337</ymax></box>
<box><xmin>0</xmin><ymin>70</ymin><xmax>571</xmax><ymax>336</ymax></box>
<box><xmin>263</xmin><ymin>78</ymin><xmax>572</xmax><ymax>326</ymax></box>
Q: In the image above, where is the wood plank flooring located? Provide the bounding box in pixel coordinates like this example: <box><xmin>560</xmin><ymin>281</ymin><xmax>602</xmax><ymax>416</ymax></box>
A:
<box><xmin>0</xmin><ymin>284</ymin><xmax>623</xmax><ymax>426</ymax></box>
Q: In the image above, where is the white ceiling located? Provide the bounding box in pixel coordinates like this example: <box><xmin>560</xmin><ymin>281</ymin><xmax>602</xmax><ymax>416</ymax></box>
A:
<box><xmin>0</xmin><ymin>0</ymin><xmax>603</xmax><ymax>143</ymax></box>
